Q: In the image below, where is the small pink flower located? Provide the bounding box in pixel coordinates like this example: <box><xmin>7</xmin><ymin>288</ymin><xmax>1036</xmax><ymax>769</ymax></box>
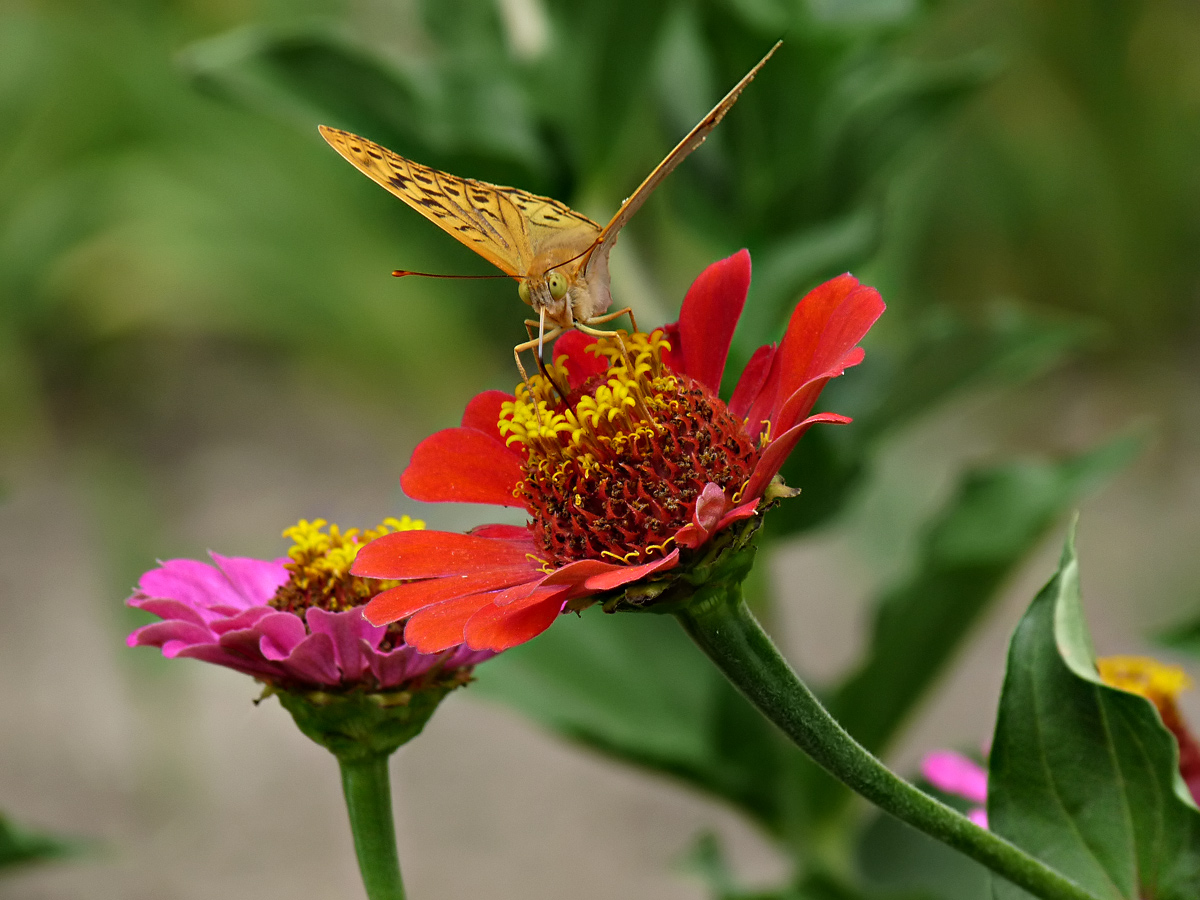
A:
<box><xmin>921</xmin><ymin>750</ymin><xmax>989</xmax><ymax>829</ymax></box>
<box><xmin>127</xmin><ymin>518</ymin><xmax>492</xmax><ymax>691</ymax></box>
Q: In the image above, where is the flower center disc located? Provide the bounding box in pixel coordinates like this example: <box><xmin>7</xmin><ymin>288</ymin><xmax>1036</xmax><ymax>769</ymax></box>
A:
<box><xmin>500</xmin><ymin>331</ymin><xmax>759</xmax><ymax>567</ymax></box>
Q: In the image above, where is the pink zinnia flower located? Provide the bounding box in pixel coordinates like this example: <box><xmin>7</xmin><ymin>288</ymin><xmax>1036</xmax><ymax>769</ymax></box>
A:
<box><xmin>921</xmin><ymin>751</ymin><xmax>990</xmax><ymax>828</ymax></box>
<box><xmin>127</xmin><ymin>517</ymin><xmax>491</xmax><ymax>690</ymax></box>
<box><xmin>352</xmin><ymin>250</ymin><xmax>885</xmax><ymax>653</ymax></box>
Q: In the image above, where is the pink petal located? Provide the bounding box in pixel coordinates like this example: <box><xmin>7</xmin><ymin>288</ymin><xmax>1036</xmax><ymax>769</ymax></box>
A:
<box><xmin>135</xmin><ymin>559</ymin><xmax>245</xmax><ymax>614</ymax></box>
<box><xmin>352</xmin><ymin>530</ymin><xmax>538</xmax><ymax>580</ymax></box>
<box><xmin>401</xmin><ymin>428</ymin><xmax>525</xmax><ymax>507</ymax></box>
<box><xmin>276</xmin><ymin>631</ymin><xmax>342</xmax><ymax>685</ymax></box>
<box><xmin>675</xmin><ymin>250</ymin><xmax>751</xmax><ymax>392</ymax></box>
<box><xmin>921</xmin><ymin>750</ymin><xmax>989</xmax><ymax>805</ymax></box>
<box><xmin>209</xmin><ymin>554</ymin><xmax>290</xmax><ymax>608</ymax></box>
<box><xmin>306</xmin><ymin>607</ymin><xmax>382</xmax><ymax>681</ymax></box>
<box><xmin>127</xmin><ymin>620</ymin><xmax>215</xmax><ymax>652</ymax></box>
<box><xmin>366</xmin><ymin>644</ymin><xmax>432</xmax><ymax>688</ymax></box>
<box><xmin>252</xmin><ymin>612</ymin><xmax>309</xmax><ymax>661</ymax></box>
<box><xmin>968</xmin><ymin>808</ymin><xmax>989</xmax><ymax>829</ymax></box>
<box><xmin>743</xmin><ymin>412</ymin><xmax>853</xmax><ymax>501</ymax></box>
<box><xmin>126</xmin><ymin>596</ymin><xmax>210</xmax><ymax>628</ymax></box>
<box><xmin>175</xmin><ymin>643</ymin><xmax>284</xmax><ymax>680</ymax></box>
<box><xmin>208</xmin><ymin>606</ymin><xmax>274</xmax><ymax>636</ymax></box>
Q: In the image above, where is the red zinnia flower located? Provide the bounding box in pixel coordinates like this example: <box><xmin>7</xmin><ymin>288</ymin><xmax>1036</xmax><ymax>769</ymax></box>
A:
<box><xmin>352</xmin><ymin>250</ymin><xmax>884</xmax><ymax>653</ymax></box>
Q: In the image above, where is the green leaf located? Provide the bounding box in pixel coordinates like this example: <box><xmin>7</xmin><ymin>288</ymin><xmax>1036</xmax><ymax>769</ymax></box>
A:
<box><xmin>989</xmin><ymin>526</ymin><xmax>1200</xmax><ymax>900</ymax></box>
<box><xmin>829</xmin><ymin>435</ymin><xmax>1142</xmax><ymax>758</ymax></box>
<box><xmin>0</xmin><ymin>812</ymin><xmax>82</xmax><ymax>871</ymax></box>
<box><xmin>471</xmin><ymin>608</ymin><xmax>793</xmax><ymax>831</ymax></box>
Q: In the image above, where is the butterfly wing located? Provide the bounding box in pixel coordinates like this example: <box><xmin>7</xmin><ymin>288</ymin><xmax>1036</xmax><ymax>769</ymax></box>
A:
<box><xmin>319</xmin><ymin>126</ymin><xmax>600</xmax><ymax>276</ymax></box>
<box><xmin>582</xmin><ymin>41</ymin><xmax>782</xmax><ymax>280</ymax></box>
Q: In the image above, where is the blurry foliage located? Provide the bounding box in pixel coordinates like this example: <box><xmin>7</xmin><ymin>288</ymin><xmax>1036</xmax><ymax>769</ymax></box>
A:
<box><xmin>0</xmin><ymin>811</ymin><xmax>84</xmax><ymax>872</ymax></box>
<box><xmin>3</xmin><ymin>0</ymin><xmax>1194</xmax><ymax>897</ymax></box>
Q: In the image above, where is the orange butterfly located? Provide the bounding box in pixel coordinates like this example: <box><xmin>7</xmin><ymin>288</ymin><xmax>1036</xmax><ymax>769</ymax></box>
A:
<box><xmin>319</xmin><ymin>41</ymin><xmax>779</xmax><ymax>377</ymax></box>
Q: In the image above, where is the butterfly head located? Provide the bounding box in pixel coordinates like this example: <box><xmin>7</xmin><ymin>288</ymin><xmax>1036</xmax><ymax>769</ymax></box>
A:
<box><xmin>518</xmin><ymin>270</ymin><xmax>574</xmax><ymax>327</ymax></box>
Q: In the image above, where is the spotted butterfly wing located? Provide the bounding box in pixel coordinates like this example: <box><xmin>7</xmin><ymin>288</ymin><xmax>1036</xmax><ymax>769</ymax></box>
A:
<box><xmin>317</xmin><ymin>126</ymin><xmax>601</xmax><ymax>278</ymax></box>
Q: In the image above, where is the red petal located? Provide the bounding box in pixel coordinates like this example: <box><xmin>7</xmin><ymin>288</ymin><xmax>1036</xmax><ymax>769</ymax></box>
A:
<box><xmin>773</xmin><ymin>347</ymin><xmax>865</xmax><ymax>435</ymax></box>
<box><xmin>470</xmin><ymin>523</ymin><xmax>535</xmax><ymax>545</ymax></box>
<box><xmin>677</xmin><ymin>249</ymin><xmax>751</xmax><ymax>392</ymax></box>
<box><xmin>404</xmin><ymin>590</ymin><xmax>508</xmax><ymax>653</ymax></box>
<box><xmin>464</xmin><ymin>587</ymin><xmax>566</xmax><ymax>651</ymax></box>
<box><xmin>461</xmin><ymin>390</ymin><xmax>514</xmax><ymax>441</ymax></box>
<box><xmin>553</xmin><ymin>331</ymin><xmax>606</xmax><ymax>390</ymax></box>
<box><xmin>582</xmin><ymin>550</ymin><xmax>679</xmax><ymax>593</ymax></box>
<box><xmin>744</xmin><ymin>412</ymin><xmax>853</xmax><ymax>500</ymax></box>
<box><xmin>729</xmin><ymin>343</ymin><xmax>776</xmax><ymax>424</ymax></box>
<box><xmin>363</xmin><ymin>567</ymin><xmax>539</xmax><ymax>625</ymax></box>
<box><xmin>659</xmin><ymin>322</ymin><xmax>683</xmax><ymax>373</ymax></box>
<box><xmin>351</xmin><ymin>530</ymin><xmax>538</xmax><ymax>579</ymax></box>
<box><xmin>401</xmin><ymin>427</ymin><xmax>525</xmax><ymax>507</ymax></box>
<box><xmin>769</xmin><ymin>279</ymin><xmax>884</xmax><ymax>426</ymax></box>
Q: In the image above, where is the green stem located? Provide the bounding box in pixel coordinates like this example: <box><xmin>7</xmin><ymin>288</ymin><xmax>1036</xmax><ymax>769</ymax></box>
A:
<box><xmin>338</xmin><ymin>754</ymin><xmax>406</xmax><ymax>900</ymax></box>
<box><xmin>675</xmin><ymin>589</ymin><xmax>1102</xmax><ymax>900</ymax></box>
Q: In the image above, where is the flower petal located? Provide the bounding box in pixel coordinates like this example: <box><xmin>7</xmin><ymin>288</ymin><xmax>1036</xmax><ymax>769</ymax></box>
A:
<box><xmin>127</xmin><ymin>620</ymin><xmax>215</xmax><ymax>652</ymax></box>
<box><xmin>463</xmin><ymin>586</ymin><xmax>568</xmax><ymax>651</ymax></box>
<box><xmin>404</xmin><ymin>589</ymin><xmax>523</xmax><ymax>653</ymax></box>
<box><xmin>401</xmin><ymin>427</ymin><xmax>525</xmax><ymax>507</ymax></box>
<box><xmin>364</xmin><ymin>567</ymin><xmax>541</xmax><ymax>625</ymax></box>
<box><xmin>580</xmin><ymin>550</ymin><xmax>680</xmax><ymax>593</ymax></box>
<box><xmin>729</xmin><ymin>343</ymin><xmax>776</xmax><ymax>424</ymax></box>
<box><xmin>460</xmin><ymin>390</ymin><xmax>514</xmax><ymax>440</ymax></box>
<box><xmin>306</xmin><ymin>607</ymin><xmax>382</xmax><ymax>681</ymax></box>
<box><xmin>253</xmin><ymin>612</ymin><xmax>310</xmax><ymax>661</ymax></box>
<box><xmin>921</xmin><ymin>750</ymin><xmax>989</xmax><ymax>805</ymax></box>
<box><xmin>135</xmin><ymin>559</ymin><xmax>246</xmax><ymax>614</ymax></box>
<box><xmin>209</xmin><ymin>554</ymin><xmax>290</xmax><ymax>608</ymax></box>
<box><xmin>743</xmin><ymin>412</ymin><xmax>852</xmax><ymax>501</ymax></box>
<box><xmin>553</xmin><ymin>330</ymin><xmax>607</xmax><ymax>389</ymax></box>
<box><xmin>276</xmin><ymin>631</ymin><xmax>342</xmax><ymax>685</ymax></box>
<box><xmin>768</xmin><ymin>279</ymin><xmax>884</xmax><ymax>429</ymax></box>
<box><xmin>675</xmin><ymin>249</ymin><xmax>751</xmax><ymax>392</ymax></box>
<box><xmin>175</xmin><ymin>643</ymin><xmax>283</xmax><ymax>680</ymax></box>
<box><xmin>353</xmin><ymin>529</ymin><xmax>538</xmax><ymax>580</ymax></box>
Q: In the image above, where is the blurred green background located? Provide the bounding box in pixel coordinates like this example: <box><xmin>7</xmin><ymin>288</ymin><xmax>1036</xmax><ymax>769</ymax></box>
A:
<box><xmin>3</xmin><ymin>0</ymin><xmax>1200</xmax><ymax>898</ymax></box>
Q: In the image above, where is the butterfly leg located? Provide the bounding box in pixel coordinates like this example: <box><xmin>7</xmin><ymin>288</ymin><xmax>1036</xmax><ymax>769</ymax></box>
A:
<box><xmin>579</xmin><ymin>306</ymin><xmax>638</xmax><ymax>335</ymax></box>
<box><xmin>515</xmin><ymin>324</ymin><xmax>565</xmax><ymax>388</ymax></box>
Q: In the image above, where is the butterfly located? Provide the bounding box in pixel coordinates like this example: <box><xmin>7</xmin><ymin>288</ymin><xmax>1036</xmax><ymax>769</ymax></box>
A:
<box><xmin>319</xmin><ymin>41</ymin><xmax>779</xmax><ymax>377</ymax></box>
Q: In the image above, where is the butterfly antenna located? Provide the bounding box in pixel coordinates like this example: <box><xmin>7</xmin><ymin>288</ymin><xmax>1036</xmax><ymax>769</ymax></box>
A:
<box><xmin>391</xmin><ymin>270</ymin><xmax>512</xmax><ymax>280</ymax></box>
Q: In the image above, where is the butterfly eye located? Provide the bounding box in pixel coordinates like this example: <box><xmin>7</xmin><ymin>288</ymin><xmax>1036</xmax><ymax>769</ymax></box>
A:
<box><xmin>547</xmin><ymin>272</ymin><xmax>568</xmax><ymax>300</ymax></box>
<box><xmin>517</xmin><ymin>279</ymin><xmax>532</xmax><ymax>305</ymax></box>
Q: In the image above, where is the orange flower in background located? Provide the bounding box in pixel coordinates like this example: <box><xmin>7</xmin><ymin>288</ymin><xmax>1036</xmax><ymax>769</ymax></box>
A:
<box><xmin>351</xmin><ymin>250</ymin><xmax>885</xmax><ymax>653</ymax></box>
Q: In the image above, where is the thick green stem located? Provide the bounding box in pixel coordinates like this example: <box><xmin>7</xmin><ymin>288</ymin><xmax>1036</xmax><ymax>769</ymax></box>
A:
<box><xmin>338</xmin><ymin>754</ymin><xmax>406</xmax><ymax>900</ymax></box>
<box><xmin>675</xmin><ymin>589</ymin><xmax>1101</xmax><ymax>900</ymax></box>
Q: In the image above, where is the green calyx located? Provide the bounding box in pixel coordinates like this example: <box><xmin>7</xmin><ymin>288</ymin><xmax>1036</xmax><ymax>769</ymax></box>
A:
<box><xmin>274</xmin><ymin>685</ymin><xmax>458</xmax><ymax>763</ymax></box>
